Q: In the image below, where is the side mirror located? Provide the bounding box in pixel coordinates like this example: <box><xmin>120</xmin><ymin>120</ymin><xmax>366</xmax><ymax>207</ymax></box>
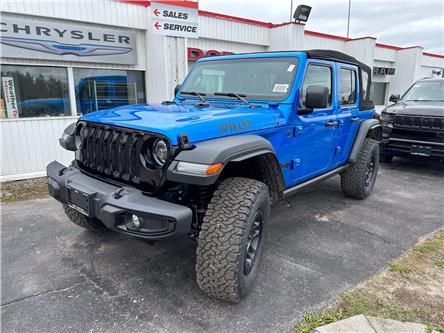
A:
<box><xmin>389</xmin><ymin>94</ymin><xmax>400</xmax><ymax>103</ymax></box>
<box><xmin>298</xmin><ymin>85</ymin><xmax>329</xmax><ymax>115</ymax></box>
<box><xmin>174</xmin><ymin>84</ymin><xmax>181</xmax><ymax>97</ymax></box>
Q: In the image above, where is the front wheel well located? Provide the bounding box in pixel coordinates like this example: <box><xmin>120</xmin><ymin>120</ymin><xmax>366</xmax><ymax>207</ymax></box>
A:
<box><xmin>367</xmin><ymin>125</ymin><xmax>382</xmax><ymax>141</ymax></box>
<box><xmin>219</xmin><ymin>153</ymin><xmax>285</xmax><ymax>201</ymax></box>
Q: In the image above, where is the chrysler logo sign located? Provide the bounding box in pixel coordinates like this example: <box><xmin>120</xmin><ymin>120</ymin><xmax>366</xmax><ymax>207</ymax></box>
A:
<box><xmin>0</xmin><ymin>17</ymin><xmax>137</xmax><ymax>65</ymax></box>
<box><xmin>1</xmin><ymin>37</ymin><xmax>133</xmax><ymax>57</ymax></box>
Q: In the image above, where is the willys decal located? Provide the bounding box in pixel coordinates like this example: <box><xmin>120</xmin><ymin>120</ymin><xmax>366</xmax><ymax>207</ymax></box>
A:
<box><xmin>218</xmin><ymin>119</ymin><xmax>252</xmax><ymax>133</ymax></box>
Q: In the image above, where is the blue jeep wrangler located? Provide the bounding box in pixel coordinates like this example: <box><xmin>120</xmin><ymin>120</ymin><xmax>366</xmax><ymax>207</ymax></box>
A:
<box><xmin>47</xmin><ymin>50</ymin><xmax>381</xmax><ymax>302</ymax></box>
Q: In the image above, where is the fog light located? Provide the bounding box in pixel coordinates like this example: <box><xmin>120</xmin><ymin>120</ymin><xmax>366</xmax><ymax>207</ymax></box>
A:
<box><xmin>132</xmin><ymin>214</ymin><xmax>141</xmax><ymax>229</ymax></box>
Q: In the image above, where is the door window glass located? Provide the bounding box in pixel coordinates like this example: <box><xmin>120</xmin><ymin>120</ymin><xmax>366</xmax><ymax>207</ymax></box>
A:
<box><xmin>1</xmin><ymin>65</ymin><xmax>70</xmax><ymax>119</ymax></box>
<box><xmin>339</xmin><ymin>68</ymin><xmax>357</xmax><ymax>105</ymax></box>
<box><xmin>73</xmin><ymin>68</ymin><xmax>146</xmax><ymax>115</ymax></box>
<box><xmin>300</xmin><ymin>64</ymin><xmax>332</xmax><ymax>107</ymax></box>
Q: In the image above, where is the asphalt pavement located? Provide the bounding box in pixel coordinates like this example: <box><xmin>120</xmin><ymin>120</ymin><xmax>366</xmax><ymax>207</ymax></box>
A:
<box><xmin>1</xmin><ymin>158</ymin><xmax>443</xmax><ymax>333</ymax></box>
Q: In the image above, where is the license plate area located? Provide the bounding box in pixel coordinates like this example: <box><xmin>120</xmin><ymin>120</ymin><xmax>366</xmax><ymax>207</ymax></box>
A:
<box><xmin>411</xmin><ymin>145</ymin><xmax>432</xmax><ymax>156</ymax></box>
<box><xmin>67</xmin><ymin>184</ymin><xmax>95</xmax><ymax>217</ymax></box>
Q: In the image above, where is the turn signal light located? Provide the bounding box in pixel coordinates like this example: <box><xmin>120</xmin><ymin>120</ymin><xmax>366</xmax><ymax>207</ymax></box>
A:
<box><xmin>206</xmin><ymin>163</ymin><xmax>224</xmax><ymax>176</ymax></box>
<box><xmin>176</xmin><ymin>161</ymin><xmax>224</xmax><ymax>176</ymax></box>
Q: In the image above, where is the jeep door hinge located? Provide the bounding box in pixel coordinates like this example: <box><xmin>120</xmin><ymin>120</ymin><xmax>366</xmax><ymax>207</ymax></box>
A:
<box><xmin>293</xmin><ymin>126</ymin><xmax>303</xmax><ymax>136</ymax></box>
<box><xmin>291</xmin><ymin>158</ymin><xmax>301</xmax><ymax>169</ymax></box>
<box><xmin>334</xmin><ymin>146</ymin><xmax>342</xmax><ymax>155</ymax></box>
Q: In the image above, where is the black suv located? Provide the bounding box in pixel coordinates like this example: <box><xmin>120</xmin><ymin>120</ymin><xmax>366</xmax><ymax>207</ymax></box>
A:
<box><xmin>380</xmin><ymin>78</ymin><xmax>444</xmax><ymax>162</ymax></box>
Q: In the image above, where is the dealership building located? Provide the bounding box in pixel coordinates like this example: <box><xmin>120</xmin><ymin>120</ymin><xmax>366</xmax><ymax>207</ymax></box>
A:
<box><xmin>1</xmin><ymin>0</ymin><xmax>443</xmax><ymax>181</ymax></box>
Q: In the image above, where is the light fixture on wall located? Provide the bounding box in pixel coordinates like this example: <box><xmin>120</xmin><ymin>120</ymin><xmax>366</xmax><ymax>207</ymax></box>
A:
<box><xmin>293</xmin><ymin>5</ymin><xmax>312</xmax><ymax>23</ymax></box>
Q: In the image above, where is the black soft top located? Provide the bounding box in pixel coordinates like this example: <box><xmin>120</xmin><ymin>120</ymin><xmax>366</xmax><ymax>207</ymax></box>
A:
<box><xmin>306</xmin><ymin>49</ymin><xmax>374</xmax><ymax>111</ymax></box>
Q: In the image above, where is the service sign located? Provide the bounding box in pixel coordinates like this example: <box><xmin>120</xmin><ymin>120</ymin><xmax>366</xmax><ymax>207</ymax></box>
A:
<box><xmin>0</xmin><ymin>16</ymin><xmax>137</xmax><ymax>65</ymax></box>
<box><xmin>1</xmin><ymin>77</ymin><xmax>19</xmax><ymax>119</ymax></box>
<box><xmin>151</xmin><ymin>1</ymin><xmax>199</xmax><ymax>38</ymax></box>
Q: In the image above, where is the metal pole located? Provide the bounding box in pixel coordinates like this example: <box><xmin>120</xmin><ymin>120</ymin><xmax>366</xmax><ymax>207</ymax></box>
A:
<box><xmin>346</xmin><ymin>0</ymin><xmax>351</xmax><ymax>38</ymax></box>
<box><xmin>290</xmin><ymin>0</ymin><xmax>294</xmax><ymax>21</ymax></box>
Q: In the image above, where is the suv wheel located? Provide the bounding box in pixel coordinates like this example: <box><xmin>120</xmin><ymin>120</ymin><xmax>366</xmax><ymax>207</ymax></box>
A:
<box><xmin>196</xmin><ymin>177</ymin><xmax>270</xmax><ymax>303</ymax></box>
<box><xmin>341</xmin><ymin>138</ymin><xmax>379</xmax><ymax>200</ymax></box>
<box><xmin>63</xmin><ymin>204</ymin><xmax>106</xmax><ymax>231</ymax></box>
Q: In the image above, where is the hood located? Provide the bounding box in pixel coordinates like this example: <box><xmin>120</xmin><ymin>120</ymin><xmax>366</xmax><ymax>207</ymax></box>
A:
<box><xmin>79</xmin><ymin>103</ymin><xmax>284</xmax><ymax>145</ymax></box>
<box><xmin>384</xmin><ymin>101</ymin><xmax>444</xmax><ymax>117</ymax></box>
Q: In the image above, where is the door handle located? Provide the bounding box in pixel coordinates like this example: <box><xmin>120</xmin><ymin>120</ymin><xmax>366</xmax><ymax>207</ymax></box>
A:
<box><xmin>351</xmin><ymin>117</ymin><xmax>360</xmax><ymax>122</ymax></box>
<box><xmin>325</xmin><ymin>121</ymin><xmax>339</xmax><ymax>127</ymax></box>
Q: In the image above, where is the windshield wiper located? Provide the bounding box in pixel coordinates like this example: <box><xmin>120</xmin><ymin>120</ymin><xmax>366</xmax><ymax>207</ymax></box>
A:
<box><xmin>180</xmin><ymin>91</ymin><xmax>207</xmax><ymax>102</ymax></box>
<box><xmin>214</xmin><ymin>92</ymin><xmax>249</xmax><ymax>104</ymax></box>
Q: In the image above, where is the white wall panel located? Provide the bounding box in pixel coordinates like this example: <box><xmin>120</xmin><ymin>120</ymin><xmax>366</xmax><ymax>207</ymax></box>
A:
<box><xmin>374</xmin><ymin>47</ymin><xmax>397</xmax><ymax>62</ymax></box>
<box><xmin>2</xmin><ymin>0</ymin><xmax>149</xmax><ymax>29</ymax></box>
<box><xmin>268</xmin><ymin>24</ymin><xmax>305</xmax><ymax>51</ymax></box>
<box><xmin>304</xmin><ymin>35</ymin><xmax>345</xmax><ymax>51</ymax></box>
<box><xmin>188</xmin><ymin>38</ymin><xmax>266</xmax><ymax>54</ymax></box>
<box><xmin>1</xmin><ymin>117</ymin><xmax>79</xmax><ymax>180</ymax></box>
<box><xmin>422</xmin><ymin>55</ymin><xmax>444</xmax><ymax>68</ymax></box>
<box><xmin>391</xmin><ymin>47</ymin><xmax>423</xmax><ymax>95</ymax></box>
<box><xmin>344</xmin><ymin>38</ymin><xmax>375</xmax><ymax>66</ymax></box>
<box><xmin>198</xmin><ymin>16</ymin><xmax>269</xmax><ymax>46</ymax></box>
<box><xmin>418</xmin><ymin>65</ymin><xmax>444</xmax><ymax>79</ymax></box>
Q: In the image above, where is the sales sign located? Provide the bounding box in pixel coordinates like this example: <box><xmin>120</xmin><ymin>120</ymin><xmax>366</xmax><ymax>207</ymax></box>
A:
<box><xmin>1</xmin><ymin>77</ymin><xmax>19</xmax><ymax>119</ymax></box>
<box><xmin>151</xmin><ymin>1</ymin><xmax>199</xmax><ymax>38</ymax></box>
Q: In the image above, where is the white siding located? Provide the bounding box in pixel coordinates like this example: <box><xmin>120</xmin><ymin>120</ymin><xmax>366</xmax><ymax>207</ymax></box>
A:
<box><xmin>344</xmin><ymin>38</ymin><xmax>375</xmax><ymax>66</ymax></box>
<box><xmin>421</xmin><ymin>55</ymin><xmax>444</xmax><ymax>68</ymax></box>
<box><xmin>418</xmin><ymin>65</ymin><xmax>444</xmax><ymax>79</ymax></box>
<box><xmin>0</xmin><ymin>117</ymin><xmax>79</xmax><ymax>181</ymax></box>
<box><xmin>268</xmin><ymin>24</ymin><xmax>305</xmax><ymax>51</ymax></box>
<box><xmin>392</xmin><ymin>47</ymin><xmax>423</xmax><ymax>95</ymax></box>
<box><xmin>2</xmin><ymin>0</ymin><xmax>149</xmax><ymax>29</ymax></box>
<box><xmin>374</xmin><ymin>46</ymin><xmax>397</xmax><ymax>62</ymax></box>
<box><xmin>304</xmin><ymin>35</ymin><xmax>345</xmax><ymax>51</ymax></box>
<box><xmin>188</xmin><ymin>38</ymin><xmax>266</xmax><ymax>54</ymax></box>
<box><xmin>198</xmin><ymin>16</ymin><xmax>269</xmax><ymax>46</ymax></box>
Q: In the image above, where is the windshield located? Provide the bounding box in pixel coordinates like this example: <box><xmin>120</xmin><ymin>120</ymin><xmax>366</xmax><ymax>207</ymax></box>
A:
<box><xmin>180</xmin><ymin>57</ymin><xmax>299</xmax><ymax>102</ymax></box>
<box><xmin>403</xmin><ymin>80</ymin><xmax>444</xmax><ymax>101</ymax></box>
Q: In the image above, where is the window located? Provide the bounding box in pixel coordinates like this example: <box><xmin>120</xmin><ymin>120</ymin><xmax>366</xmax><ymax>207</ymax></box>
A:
<box><xmin>181</xmin><ymin>57</ymin><xmax>298</xmax><ymax>102</ymax></box>
<box><xmin>300</xmin><ymin>64</ymin><xmax>332</xmax><ymax>107</ymax></box>
<box><xmin>73</xmin><ymin>68</ymin><xmax>145</xmax><ymax>115</ymax></box>
<box><xmin>402</xmin><ymin>80</ymin><xmax>444</xmax><ymax>102</ymax></box>
<box><xmin>371</xmin><ymin>82</ymin><xmax>388</xmax><ymax>105</ymax></box>
<box><xmin>361</xmin><ymin>70</ymin><xmax>369</xmax><ymax>100</ymax></box>
<box><xmin>339</xmin><ymin>68</ymin><xmax>357</xmax><ymax>105</ymax></box>
<box><xmin>1</xmin><ymin>65</ymin><xmax>70</xmax><ymax>119</ymax></box>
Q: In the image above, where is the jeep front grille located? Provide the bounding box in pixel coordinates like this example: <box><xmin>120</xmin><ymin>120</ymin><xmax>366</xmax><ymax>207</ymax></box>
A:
<box><xmin>76</xmin><ymin>122</ymin><xmax>169</xmax><ymax>192</ymax></box>
<box><xmin>393</xmin><ymin>115</ymin><xmax>444</xmax><ymax>130</ymax></box>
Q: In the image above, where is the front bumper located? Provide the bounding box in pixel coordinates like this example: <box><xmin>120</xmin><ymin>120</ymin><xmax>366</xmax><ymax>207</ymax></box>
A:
<box><xmin>380</xmin><ymin>138</ymin><xmax>444</xmax><ymax>158</ymax></box>
<box><xmin>47</xmin><ymin>161</ymin><xmax>193</xmax><ymax>240</ymax></box>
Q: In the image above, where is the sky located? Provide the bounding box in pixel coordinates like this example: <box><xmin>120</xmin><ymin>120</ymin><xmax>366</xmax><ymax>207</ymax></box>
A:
<box><xmin>199</xmin><ymin>0</ymin><xmax>444</xmax><ymax>54</ymax></box>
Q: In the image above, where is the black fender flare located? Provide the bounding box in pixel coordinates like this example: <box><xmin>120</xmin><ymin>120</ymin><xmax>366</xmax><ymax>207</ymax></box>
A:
<box><xmin>348</xmin><ymin>119</ymin><xmax>382</xmax><ymax>163</ymax></box>
<box><xmin>167</xmin><ymin>135</ymin><xmax>280</xmax><ymax>186</ymax></box>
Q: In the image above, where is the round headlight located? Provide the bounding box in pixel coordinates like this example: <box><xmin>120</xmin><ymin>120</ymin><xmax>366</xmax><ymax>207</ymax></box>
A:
<box><xmin>152</xmin><ymin>139</ymin><xmax>169</xmax><ymax>166</ymax></box>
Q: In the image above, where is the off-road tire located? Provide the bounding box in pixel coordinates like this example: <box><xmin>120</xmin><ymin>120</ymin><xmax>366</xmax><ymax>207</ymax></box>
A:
<box><xmin>341</xmin><ymin>138</ymin><xmax>379</xmax><ymax>200</ymax></box>
<box><xmin>380</xmin><ymin>153</ymin><xmax>393</xmax><ymax>163</ymax></box>
<box><xmin>63</xmin><ymin>204</ymin><xmax>106</xmax><ymax>231</ymax></box>
<box><xmin>196</xmin><ymin>177</ymin><xmax>270</xmax><ymax>303</ymax></box>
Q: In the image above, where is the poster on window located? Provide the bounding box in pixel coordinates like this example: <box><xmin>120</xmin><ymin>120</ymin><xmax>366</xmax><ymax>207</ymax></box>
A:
<box><xmin>1</xmin><ymin>77</ymin><xmax>19</xmax><ymax>118</ymax></box>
